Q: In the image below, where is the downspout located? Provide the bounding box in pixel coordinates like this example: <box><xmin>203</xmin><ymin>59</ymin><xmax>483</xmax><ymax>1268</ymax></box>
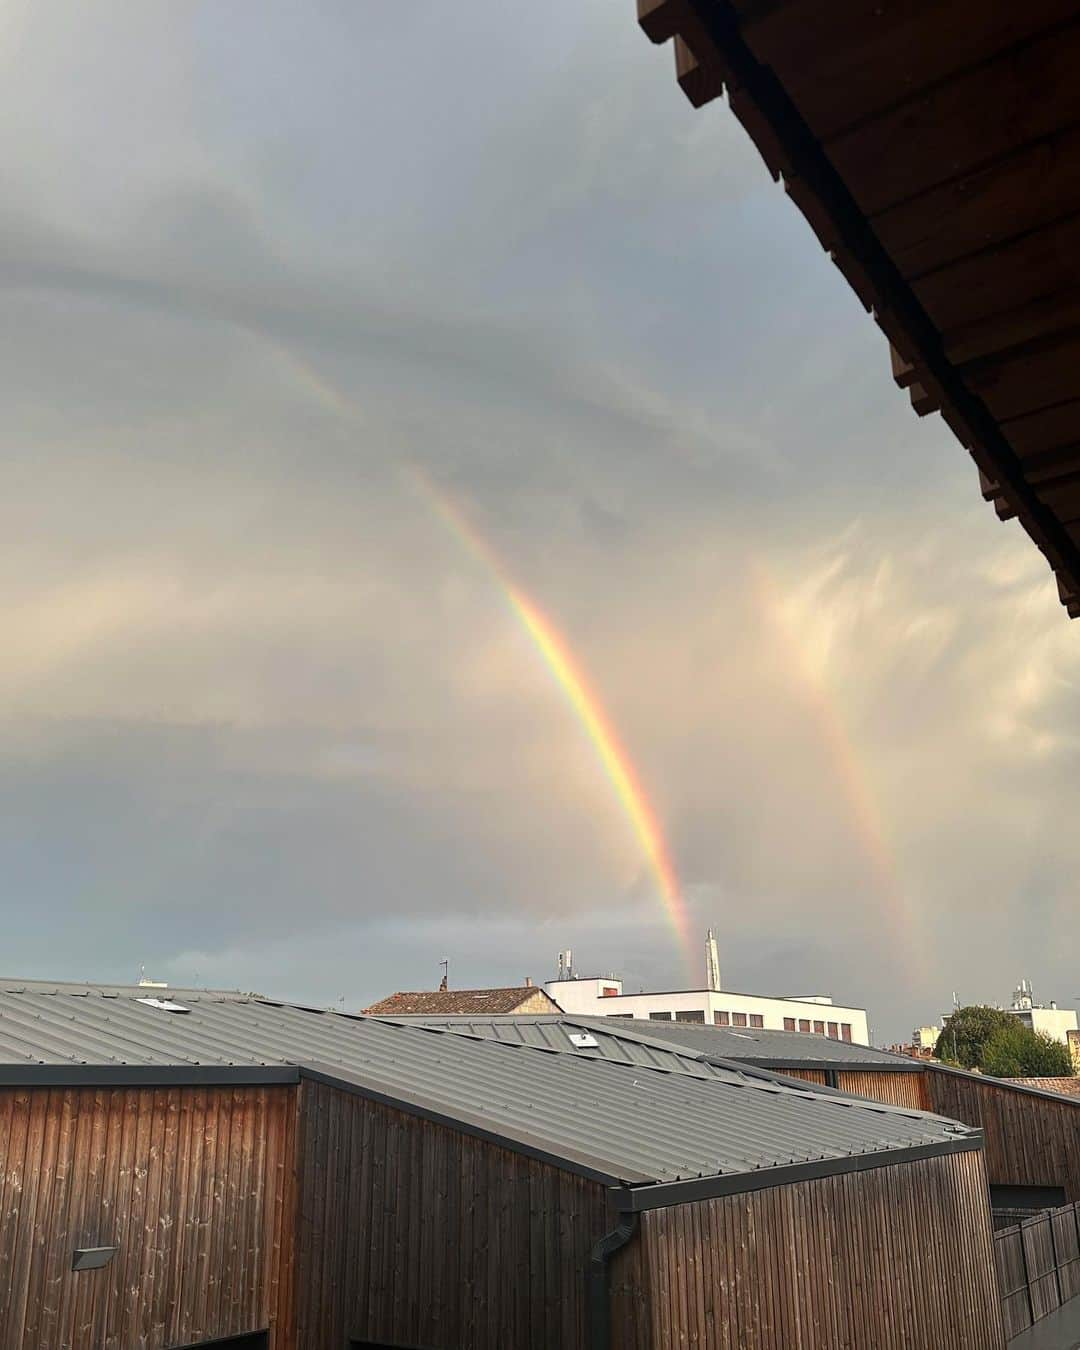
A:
<box><xmin>588</xmin><ymin>1205</ymin><xmax>640</xmax><ymax>1350</ymax></box>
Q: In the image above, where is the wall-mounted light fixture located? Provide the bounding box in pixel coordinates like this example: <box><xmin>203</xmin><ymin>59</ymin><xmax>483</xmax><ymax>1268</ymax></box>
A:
<box><xmin>72</xmin><ymin>1246</ymin><xmax>119</xmax><ymax>1272</ymax></box>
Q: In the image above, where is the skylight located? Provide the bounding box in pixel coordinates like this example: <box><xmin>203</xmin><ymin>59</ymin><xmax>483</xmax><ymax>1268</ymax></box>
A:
<box><xmin>136</xmin><ymin>996</ymin><xmax>190</xmax><ymax>1013</ymax></box>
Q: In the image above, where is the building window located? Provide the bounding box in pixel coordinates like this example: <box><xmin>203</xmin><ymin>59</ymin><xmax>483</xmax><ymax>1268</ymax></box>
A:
<box><xmin>783</xmin><ymin>1017</ymin><xmax>796</xmax><ymax>1031</ymax></box>
<box><xmin>813</xmin><ymin>1020</ymin><xmax>825</xmax><ymax>1034</ymax></box>
<box><xmin>714</xmin><ymin>1011</ymin><xmax>729</xmax><ymax>1026</ymax></box>
<box><xmin>675</xmin><ymin>1010</ymin><xmax>705</xmax><ymax>1023</ymax></box>
<box><xmin>749</xmin><ymin>1014</ymin><xmax>763</xmax><ymax>1028</ymax></box>
<box><xmin>827</xmin><ymin>1022</ymin><xmax>839</xmax><ymax>1039</ymax></box>
<box><xmin>649</xmin><ymin>1011</ymin><xmax>674</xmax><ymax>1020</ymax></box>
<box><xmin>798</xmin><ymin>1019</ymin><xmax>811</xmax><ymax>1033</ymax></box>
<box><xmin>841</xmin><ymin>1023</ymin><xmax>853</xmax><ymax>1042</ymax></box>
<box><xmin>732</xmin><ymin>1012</ymin><xmax>748</xmax><ymax>1027</ymax></box>
<box><xmin>606</xmin><ymin>1013</ymin><xmax>633</xmax><ymax>1019</ymax></box>
<box><xmin>602</xmin><ymin>986</ymin><xmax>619</xmax><ymax>997</ymax></box>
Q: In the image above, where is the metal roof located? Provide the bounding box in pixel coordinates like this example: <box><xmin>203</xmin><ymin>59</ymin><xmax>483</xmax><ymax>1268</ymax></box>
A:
<box><xmin>401</xmin><ymin>1012</ymin><xmax>922</xmax><ymax>1071</ymax></box>
<box><xmin>576</xmin><ymin>1019</ymin><xmax>924</xmax><ymax>1071</ymax></box>
<box><xmin>0</xmin><ymin>981</ymin><xmax>976</xmax><ymax>1193</ymax></box>
<box><xmin>381</xmin><ymin>1013</ymin><xmax>739</xmax><ymax>1078</ymax></box>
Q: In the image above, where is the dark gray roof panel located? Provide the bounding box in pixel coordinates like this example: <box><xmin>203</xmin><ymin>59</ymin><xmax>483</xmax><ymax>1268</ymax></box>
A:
<box><xmin>395</xmin><ymin>1012</ymin><xmax>922</xmax><ymax>1071</ymax></box>
<box><xmin>386</xmin><ymin>1013</ymin><xmax>734</xmax><ymax>1077</ymax></box>
<box><xmin>577</xmin><ymin>1019</ymin><xmax>922</xmax><ymax>1070</ymax></box>
<box><xmin>0</xmin><ymin>983</ymin><xmax>973</xmax><ymax>1188</ymax></box>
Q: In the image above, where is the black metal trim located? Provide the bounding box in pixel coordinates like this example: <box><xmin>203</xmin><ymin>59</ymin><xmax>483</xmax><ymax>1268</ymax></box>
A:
<box><xmin>0</xmin><ymin>1063</ymin><xmax>301</xmax><ymax>1089</ymax></box>
<box><xmin>588</xmin><ymin>1210</ymin><xmax>639</xmax><ymax>1350</ymax></box>
<box><xmin>735</xmin><ymin>1057</ymin><xmax>921</xmax><ymax>1074</ymax></box>
<box><xmin>680</xmin><ymin>0</ymin><xmax>1080</xmax><ymax>600</ymax></box>
<box><xmin>615</xmin><ymin>1134</ymin><xmax>982</xmax><ymax>1212</ymax></box>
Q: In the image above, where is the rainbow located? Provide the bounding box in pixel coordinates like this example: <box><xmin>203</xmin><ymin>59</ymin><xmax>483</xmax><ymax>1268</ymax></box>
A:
<box><xmin>410</xmin><ymin>469</ymin><xmax>694</xmax><ymax>973</ymax></box>
<box><xmin>751</xmin><ymin>558</ymin><xmax>919</xmax><ymax>973</ymax></box>
<box><xmin>234</xmin><ymin>338</ymin><xmax>696</xmax><ymax>973</ymax></box>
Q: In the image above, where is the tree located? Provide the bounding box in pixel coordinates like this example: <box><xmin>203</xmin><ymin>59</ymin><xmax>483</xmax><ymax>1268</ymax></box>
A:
<box><xmin>981</xmin><ymin>1021</ymin><xmax>1035</xmax><ymax>1077</ymax></box>
<box><xmin>934</xmin><ymin>1005</ymin><xmax>1013</xmax><ymax>1069</ymax></box>
<box><xmin>936</xmin><ymin>1006</ymin><xmax>1074</xmax><ymax>1077</ymax></box>
<box><xmin>1018</xmin><ymin>1029</ymin><xmax>1072</xmax><ymax>1077</ymax></box>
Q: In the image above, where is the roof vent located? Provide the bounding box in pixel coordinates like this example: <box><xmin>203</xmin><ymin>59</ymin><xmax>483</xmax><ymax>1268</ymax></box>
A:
<box><xmin>568</xmin><ymin>1032</ymin><xmax>599</xmax><ymax>1049</ymax></box>
<box><xmin>135</xmin><ymin>996</ymin><xmax>190</xmax><ymax>1013</ymax></box>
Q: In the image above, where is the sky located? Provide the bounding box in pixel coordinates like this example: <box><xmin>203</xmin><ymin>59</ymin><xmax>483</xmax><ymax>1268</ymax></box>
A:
<box><xmin>1</xmin><ymin>2</ymin><xmax>1077</xmax><ymax>1042</ymax></box>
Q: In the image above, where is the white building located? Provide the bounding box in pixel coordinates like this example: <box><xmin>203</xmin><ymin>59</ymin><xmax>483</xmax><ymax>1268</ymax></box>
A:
<box><xmin>1005</xmin><ymin>978</ymin><xmax>1078</xmax><ymax>1044</ymax></box>
<box><xmin>545</xmin><ymin>964</ymin><xmax>870</xmax><ymax>1045</ymax></box>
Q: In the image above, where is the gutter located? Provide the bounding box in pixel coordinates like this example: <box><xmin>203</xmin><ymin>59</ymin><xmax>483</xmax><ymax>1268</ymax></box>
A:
<box><xmin>618</xmin><ymin>1133</ymin><xmax>981</xmax><ymax>1213</ymax></box>
<box><xmin>587</xmin><ymin>1208</ymin><xmax>640</xmax><ymax>1350</ymax></box>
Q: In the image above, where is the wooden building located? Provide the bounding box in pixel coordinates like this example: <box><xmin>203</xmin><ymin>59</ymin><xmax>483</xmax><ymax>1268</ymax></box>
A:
<box><xmin>0</xmin><ymin>979</ymin><xmax>1006</xmax><ymax>1349</ymax></box>
<box><xmin>635</xmin><ymin>0</ymin><xmax>1080</xmax><ymax>618</ymax></box>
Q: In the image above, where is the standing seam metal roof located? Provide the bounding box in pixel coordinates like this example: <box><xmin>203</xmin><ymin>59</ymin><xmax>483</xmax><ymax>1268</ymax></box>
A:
<box><xmin>0</xmin><ymin>982</ymin><xmax>975</xmax><ymax>1188</ymax></box>
<box><xmin>390</xmin><ymin>1012</ymin><xmax>923</xmax><ymax>1071</ymax></box>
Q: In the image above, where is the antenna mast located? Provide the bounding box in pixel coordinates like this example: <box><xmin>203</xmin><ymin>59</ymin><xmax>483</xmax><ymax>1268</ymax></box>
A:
<box><xmin>705</xmin><ymin>929</ymin><xmax>722</xmax><ymax>992</ymax></box>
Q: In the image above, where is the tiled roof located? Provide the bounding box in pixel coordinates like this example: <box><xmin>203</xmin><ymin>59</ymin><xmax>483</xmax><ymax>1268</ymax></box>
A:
<box><xmin>362</xmin><ymin>987</ymin><xmax>556</xmax><ymax>1015</ymax></box>
<box><xmin>1001</xmin><ymin>1077</ymin><xmax>1080</xmax><ymax>1097</ymax></box>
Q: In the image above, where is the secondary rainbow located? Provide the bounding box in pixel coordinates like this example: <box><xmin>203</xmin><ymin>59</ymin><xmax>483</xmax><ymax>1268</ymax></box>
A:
<box><xmin>750</xmin><ymin>558</ymin><xmax>919</xmax><ymax>975</ymax></box>
<box><xmin>410</xmin><ymin>469</ymin><xmax>694</xmax><ymax>973</ymax></box>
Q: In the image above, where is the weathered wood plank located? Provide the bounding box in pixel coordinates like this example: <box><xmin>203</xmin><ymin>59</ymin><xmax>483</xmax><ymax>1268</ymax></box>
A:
<box><xmin>826</xmin><ymin>21</ymin><xmax>1080</xmax><ymax>217</ymax></box>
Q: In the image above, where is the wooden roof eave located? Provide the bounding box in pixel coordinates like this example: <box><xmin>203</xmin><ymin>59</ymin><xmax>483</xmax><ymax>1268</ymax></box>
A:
<box><xmin>637</xmin><ymin>0</ymin><xmax>1080</xmax><ymax>618</ymax></box>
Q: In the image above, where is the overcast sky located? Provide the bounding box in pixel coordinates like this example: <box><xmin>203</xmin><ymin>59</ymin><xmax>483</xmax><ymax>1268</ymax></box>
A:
<box><xmin>2</xmin><ymin>3</ymin><xmax>1077</xmax><ymax>1041</ymax></box>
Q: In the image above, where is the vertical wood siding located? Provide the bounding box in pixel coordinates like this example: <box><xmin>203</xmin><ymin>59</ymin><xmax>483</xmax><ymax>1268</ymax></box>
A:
<box><xmin>925</xmin><ymin>1068</ymin><xmax>1080</xmax><ymax>1199</ymax></box>
<box><xmin>835</xmin><ymin>1070</ymin><xmax>931</xmax><ymax>1111</ymax></box>
<box><xmin>774</xmin><ymin>1069</ymin><xmax>826</xmax><ymax>1086</ymax></box>
<box><xmin>609</xmin><ymin>1149</ymin><xmax>1005</xmax><ymax>1350</ymax></box>
<box><xmin>0</xmin><ymin>1084</ymin><xmax>297</xmax><ymax>1350</ymax></box>
<box><xmin>293</xmin><ymin>1079</ymin><xmax>610</xmax><ymax>1350</ymax></box>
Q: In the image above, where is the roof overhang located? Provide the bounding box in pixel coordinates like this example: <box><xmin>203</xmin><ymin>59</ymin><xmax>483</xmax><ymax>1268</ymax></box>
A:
<box><xmin>616</xmin><ymin>1132</ymin><xmax>983</xmax><ymax>1211</ymax></box>
<box><xmin>638</xmin><ymin>0</ymin><xmax>1080</xmax><ymax>618</ymax></box>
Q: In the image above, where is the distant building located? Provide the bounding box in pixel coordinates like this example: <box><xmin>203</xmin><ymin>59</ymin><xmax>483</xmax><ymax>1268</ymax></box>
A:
<box><xmin>914</xmin><ymin>1025</ymin><xmax>942</xmax><ymax>1051</ymax></box>
<box><xmin>363</xmin><ymin>980</ymin><xmax>558</xmax><ymax>1016</ymax></box>
<box><xmin>1003</xmin><ymin>978</ymin><xmax>1078</xmax><ymax>1045</ymax></box>
<box><xmin>1068</xmin><ymin>1029</ymin><xmax>1080</xmax><ymax>1071</ymax></box>
<box><xmin>544</xmin><ymin>967</ymin><xmax>870</xmax><ymax>1044</ymax></box>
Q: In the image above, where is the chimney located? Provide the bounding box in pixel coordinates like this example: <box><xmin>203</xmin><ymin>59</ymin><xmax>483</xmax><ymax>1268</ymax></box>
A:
<box><xmin>705</xmin><ymin>928</ymin><xmax>722</xmax><ymax>993</ymax></box>
<box><xmin>524</xmin><ymin>976</ymin><xmax>533</xmax><ymax>987</ymax></box>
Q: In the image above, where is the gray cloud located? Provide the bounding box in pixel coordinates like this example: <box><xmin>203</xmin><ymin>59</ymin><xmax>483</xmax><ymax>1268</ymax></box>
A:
<box><xmin>0</xmin><ymin>1</ymin><xmax>1075</xmax><ymax>1039</ymax></box>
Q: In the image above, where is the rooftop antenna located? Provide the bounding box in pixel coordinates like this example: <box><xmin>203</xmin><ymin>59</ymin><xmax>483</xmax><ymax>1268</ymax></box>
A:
<box><xmin>439</xmin><ymin>959</ymin><xmax>448</xmax><ymax>992</ymax></box>
<box><xmin>137</xmin><ymin>964</ymin><xmax>167</xmax><ymax>990</ymax></box>
<box><xmin>705</xmin><ymin>929</ymin><xmax>722</xmax><ymax>993</ymax></box>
